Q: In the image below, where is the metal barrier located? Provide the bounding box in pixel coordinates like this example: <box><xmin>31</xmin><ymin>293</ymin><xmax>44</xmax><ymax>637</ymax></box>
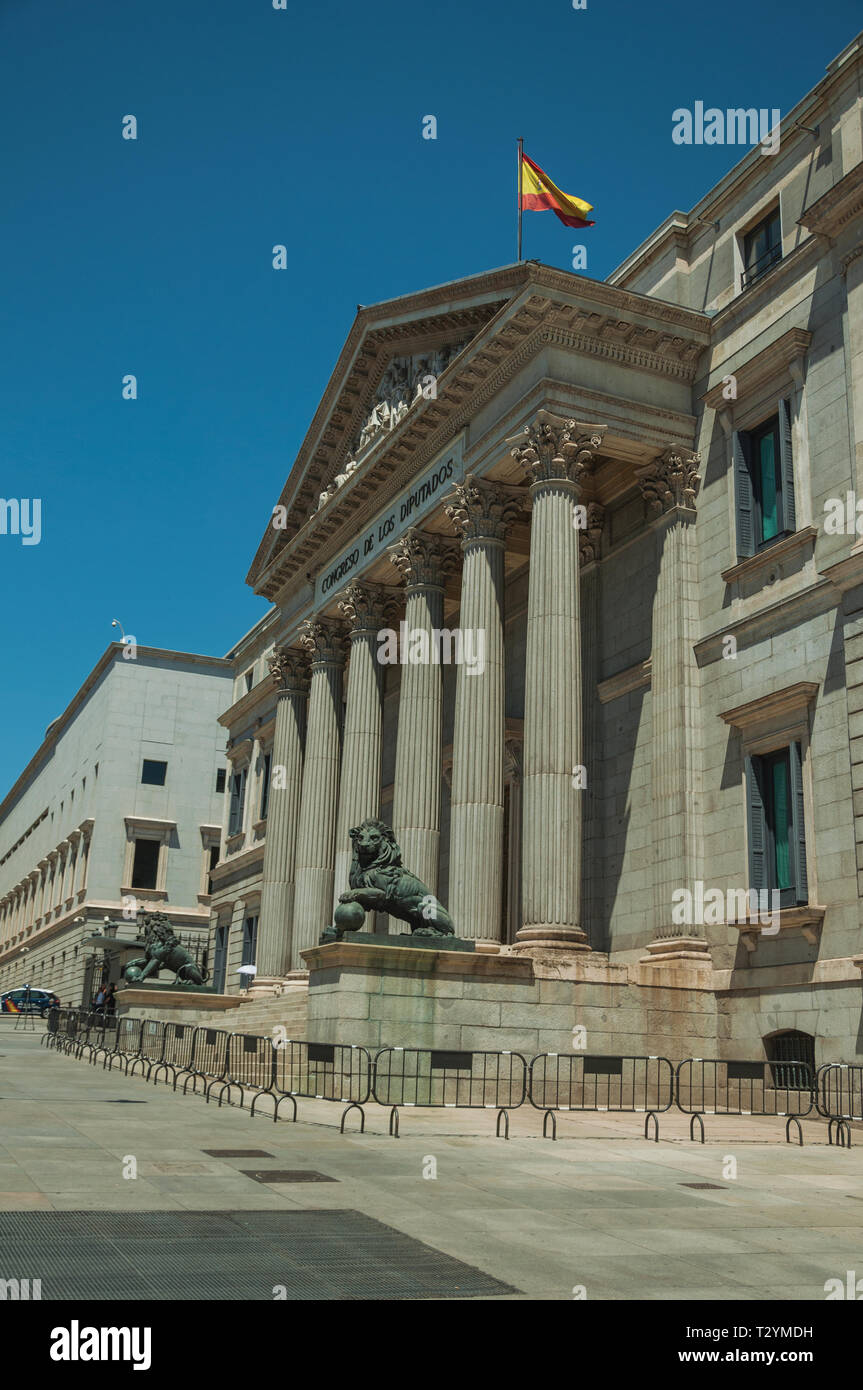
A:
<box><xmin>151</xmin><ymin>1022</ymin><xmax>198</xmax><ymax>1090</ymax></box>
<box><xmin>215</xmin><ymin>1033</ymin><xmax>277</xmax><ymax>1109</ymax></box>
<box><xmin>127</xmin><ymin>1019</ymin><xmax>167</xmax><ymax>1078</ymax></box>
<box><xmin>528</xmin><ymin>1054</ymin><xmax>675</xmax><ymax>1140</ymax></box>
<box><xmin>268</xmin><ymin>1039</ymin><xmax>372</xmax><ymax>1130</ymax></box>
<box><xmin>372</xmin><ymin>1047</ymin><xmax>526</xmax><ymax>1138</ymax></box>
<box><xmin>676</xmin><ymin>1057</ymin><xmax>815</xmax><ymax>1144</ymax></box>
<box><xmin>42</xmin><ymin>1006</ymin><xmax>61</xmax><ymax>1045</ymax></box>
<box><xmin>816</xmin><ymin>1064</ymin><xmax>862</xmax><ymax>1149</ymax></box>
<box><xmin>78</xmin><ymin>1013</ymin><xmax>114</xmax><ymax>1061</ymax></box>
<box><xmin>101</xmin><ymin>1016</ymin><xmax>144</xmax><ymax>1071</ymax></box>
<box><xmin>193</xmin><ymin>1026</ymin><xmax>231</xmax><ymax>1098</ymax></box>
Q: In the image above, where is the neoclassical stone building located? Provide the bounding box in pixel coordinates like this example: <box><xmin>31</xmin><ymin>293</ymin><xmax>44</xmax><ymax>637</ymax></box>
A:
<box><xmin>210</xmin><ymin>33</ymin><xmax>863</xmax><ymax>1063</ymax></box>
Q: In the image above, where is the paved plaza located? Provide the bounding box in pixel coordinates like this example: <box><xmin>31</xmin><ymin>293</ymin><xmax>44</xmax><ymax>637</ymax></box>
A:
<box><xmin>1</xmin><ymin>1019</ymin><xmax>861</xmax><ymax>1301</ymax></box>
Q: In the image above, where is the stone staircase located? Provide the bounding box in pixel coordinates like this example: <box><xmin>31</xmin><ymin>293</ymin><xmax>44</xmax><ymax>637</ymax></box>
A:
<box><xmin>121</xmin><ymin>984</ymin><xmax>308</xmax><ymax>1040</ymax></box>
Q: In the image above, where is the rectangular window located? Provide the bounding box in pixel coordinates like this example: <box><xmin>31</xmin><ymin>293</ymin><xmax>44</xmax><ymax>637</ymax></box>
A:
<box><xmin>260</xmin><ymin>752</ymin><xmax>272</xmax><ymax>821</ymax></box>
<box><xmin>207</xmin><ymin>844</ymin><xmax>219</xmax><ymax>895</ymax></box>
<box><xmin>141</xmin><ymin>759</ymin><xmax>167</xmax><ymax>786</ymax></box>
<box><xmin>228</xmin><ymin>767</ymin><xmax>247</xmax><ymax>836</ymax></box>
<box><xmin>215</xmin><ymin>768</ymin><xmax>226</xmax><ymax>794</ymax></box>
<box><xmin>742</xmin><ymin>207</ymin><xmax>781</xmax><ymax>288</ymax></box>
<box><xmin>130</xmin><ymin>838</ymin><xmax>160</xmax><ymax>891</ymax></box>
<box><xmin>212</xmin><ymin>924</ymin><xmax>228</xmax><ymax>993</ymax></box>
<box><xmin>746</xmin><ymin>742</ymin><xmax>808</xmax><ymax>910</ymax></box>
<box><xmin>244</xmin><ymin>670</ymin><xmax>253</xmax><ymax>694</ymax></box>
<box><xmin>733</xmin><ymin>400</ymin><xmax>795</xmax><ymax>557</ymax></box>
<box><xmin>241</xmin><ymin>915</ymin><xmax>258</xmax><ymax>968</ymax></box>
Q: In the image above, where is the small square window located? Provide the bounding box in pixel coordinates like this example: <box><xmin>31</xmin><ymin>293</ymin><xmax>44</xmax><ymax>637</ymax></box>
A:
<box><xmin>141</xmin><ymin>759</ymin><xmax>167</xmax><ymax>786</ymax></box>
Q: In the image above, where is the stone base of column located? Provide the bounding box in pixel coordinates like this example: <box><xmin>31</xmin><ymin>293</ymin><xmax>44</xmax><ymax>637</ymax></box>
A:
<box><xmin>512</xmin><ymin>926</ymin><xmax>591</xmax><ymax>954</ymax></box>
<box><xmin>639</xmin><ymin>936</ymin><xmax>713</xmax><ymax>965</ymax></box>
<box><xmin>246</xmin><ymin>973</ymin><xmax>307</xmax><ymax>998</ymax></box>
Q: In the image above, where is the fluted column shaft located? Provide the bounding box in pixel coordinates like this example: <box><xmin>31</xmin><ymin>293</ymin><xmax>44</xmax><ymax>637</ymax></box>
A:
<box><xmin>257</xmin><ymin>648</ymin><xmax>309</xmax><ymax>977</ymax></box>
<box><xmin>636</xmin><ymin>449</ymin><xmax>702</xmax><ymax>942</ymax></box>
<box><xmin>332</xmin><ymin>584</ymin><xmax>393</xmax><ymax>908</ymax></box>
<box><xmin>445</xmin><ymin>477</ymin><xmax>522</xmax><ymax>939</ymax></box>
<box><xmin>388</xmin><ymin>529</ymin><xmax>456</xmax><ymax>899</ymax></box>
<box><xmin>291</xmin><ymin>620</ymin><xmax>346</xmax><ymax>965</ymax></box>
<box><xmin>511</xmin><ymin>413</ymin><xmax>605</xmax><ymax>948</ymax></box>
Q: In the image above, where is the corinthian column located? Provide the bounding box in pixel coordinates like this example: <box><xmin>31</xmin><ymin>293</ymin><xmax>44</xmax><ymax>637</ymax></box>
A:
<box><xmin>511</xmin><ymin>412</ymin><xmax>605</xmax><ymax>950</ymax></box>
<box><xmin>388</xmin><ymin>528</ymin><xmax>458</xmax><ymax>904</ymax></box>
<box><xmin>291</xmin><ymin>618</ymin><xmax>347</xmax><ymax>965</ymax></box>
<box><xmin>635</xmin><ymin>447</ymin><xmax>708</xmax><ymax>963</ymax></box>
<box><xmin>256</xmin><ymin>647</ymin><xmax>309</xmax><ymax>981</ymax></box>
<box><xmin>444</xmin><ymin>475</ymin><xmax>523</xmax><ymax>940</ymax></box>
<box><xmin>332</xmin><ymin>582</ymin><xmax>398</xmax><ymax>909</ymax></box>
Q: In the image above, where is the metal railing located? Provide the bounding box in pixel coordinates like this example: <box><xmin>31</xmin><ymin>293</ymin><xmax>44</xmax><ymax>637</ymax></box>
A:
<box><xmin>42</xmin><ymin>1012</ymin><xmax>862</xmax><ymax>1149</ymax></box>
<box><xmin>371</xmin><ymin>1047</ymin><xmax>527</xmax><ymax>1137</ymax></box>
<box><xmin>269</xmin><ymin>1039</ymin><xmax>372</xmax><ymax>1131</ymax></box>
<box><xmin>528</xmin><ymin>1053</ymin><xmax>675</xmax><ymax>1140</ymax></box>
<box><xmin>676</xmin><ymin>1057</ymin><xmax>814</xmax><ymax>1144</ymax></box>
<box><xmin>216</xmin><ymin>1032</ymin><xmax>277</xmax><ymax>1110</ymax></box>
<box><xmin>816</xmin><ymin>1064</ymin><xmax>863</xmax><ymax>1149</ymax></box>
<box><xmin>151</xmin><ymin>1022</ymin><xmax>199</xmax><ymax>1090</ymax></box>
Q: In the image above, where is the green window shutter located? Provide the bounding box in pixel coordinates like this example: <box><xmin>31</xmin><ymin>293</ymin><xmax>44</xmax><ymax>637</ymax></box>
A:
<box><xmin>733</xmin><ymin>429</ymin><xmax>755</xmax><ymax>558</ymax></box>
<box><xmin>789</xmin><ymin>740</ymin><xmax>809</xmax><ymax>905</ymax></box>
<box><xmin>778</xmin><ymin>397</ymin><xmax>796</xmax><ymax>532</ymax></box>
<box><xmin>746</xmin><ymin>755</ymin><xmax>768</xmax><ymax>893</ymax></box>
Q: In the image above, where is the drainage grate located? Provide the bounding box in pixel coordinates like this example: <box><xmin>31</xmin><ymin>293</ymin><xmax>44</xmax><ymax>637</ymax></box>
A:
<box><xmin>203</xmin><ymin>1149</ymin><xmax>275</xmax><ymax>1159</ymax></box>
<box><xmin>679</xmin><ymin>1183</ymin><xmax>727</xmax><ymax>1190</ymax></box>
<box><xmin>242</xmin><ymin>1170</ymin><xmax>338</xmax><ymax>1184</ymax></box>
<box><xmin>0</xmin><ymin>1210</ymin><xmax>517</xmax><ymax>1300</ymax></box>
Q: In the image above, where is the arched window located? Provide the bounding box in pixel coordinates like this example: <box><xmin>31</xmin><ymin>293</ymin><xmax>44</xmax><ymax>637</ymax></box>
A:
<box><xmin>765</xmin><ymin>1030</ymin><xmax>815</xmax><ymax>1087</ymax></box>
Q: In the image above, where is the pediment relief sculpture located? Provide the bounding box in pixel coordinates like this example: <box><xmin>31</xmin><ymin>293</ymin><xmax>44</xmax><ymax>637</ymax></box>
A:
<box><xmin>309</xmin><ymin>341</ymin><xmax>469</xmax><ymax>517</ymax></box>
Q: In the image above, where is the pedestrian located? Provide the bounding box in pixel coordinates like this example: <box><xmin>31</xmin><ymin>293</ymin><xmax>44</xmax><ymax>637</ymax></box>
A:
<box><xmin>94</xmin><ymin>985</ymin><xmax>106</xmax><ymax>1013</ymax></box>
<box><xmin>104</xmin><ymin>983</ymin><xmax>117</xmax><ymax>1015</ymax></box>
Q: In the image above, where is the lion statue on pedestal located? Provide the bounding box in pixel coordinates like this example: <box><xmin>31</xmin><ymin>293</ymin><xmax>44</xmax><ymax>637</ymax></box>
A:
<box><xmin>334</xmin><ymin>818</ymin><xmax>455</xmax><ymax>936</ymax></box>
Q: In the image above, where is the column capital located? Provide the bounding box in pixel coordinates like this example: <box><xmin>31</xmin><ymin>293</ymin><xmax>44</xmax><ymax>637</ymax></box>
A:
<box><xmin>444</xmin><ymin>474</ymin><xmax>524</xmax><ymax>544</ymax></box>
<box><xmin>388</xmin><ymin>527</ymin><xmax>460</xmax><ymax>590</ymax></box>
<box><xmin>636</xmin><ymin>446</ymin><xmax>701</xmax><ymax>518</ymax></box>
<box><xmin>267</xmin><ymin>645</ymin><xmax>311</xmax><ymax>696</ymax></box>
<box><xmin>337</xmin><ymin>581</ymin><xmax>400</xmax><ymax>636</ymax></box>
<box><xmin>578</xmin><ymin>501</ymin><xmax>606</xmax><ymax>567</ymax></box>
<box><xmin>510</xmin><ymin>411</ymin><xmax>606</xmax><ymax>489</ymax></box>
<box><xmin>298</xmin><ymin>618</ymin><xmax>348</xmax><ymax>667</ymax></box>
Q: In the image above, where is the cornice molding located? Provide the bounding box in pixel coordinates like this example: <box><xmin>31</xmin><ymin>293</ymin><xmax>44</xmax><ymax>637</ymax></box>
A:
<box><xmin>719</xmin><ymin>680</ymin><xmax>819</xmax><ymax>732</ymax></box>
<box><xmin>703</xmin><ymin>327</ymin><xmax>812</xmax><ymax>411</ymax></box>
<box><xmin>798</xmin><ymin>161</ymin><xmax>863</xmax><ymax>240</ymax></box>
<box><xmin>250</xmin><ymin>276</ymin><xmax>710</xmax><ymax>599</ymax></box>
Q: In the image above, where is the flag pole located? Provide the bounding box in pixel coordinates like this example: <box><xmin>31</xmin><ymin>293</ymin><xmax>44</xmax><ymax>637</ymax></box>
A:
<box><xmin>517</xmin><ymin>137</ymin><xmax>523</xmax><ymax>262</ymax></box>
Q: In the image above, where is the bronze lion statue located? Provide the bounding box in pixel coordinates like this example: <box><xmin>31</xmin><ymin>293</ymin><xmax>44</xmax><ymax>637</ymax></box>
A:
<box><xmin>336</xmin><ymin>819</ymin><xmax>455</xmax><ymax>935</ymax></box>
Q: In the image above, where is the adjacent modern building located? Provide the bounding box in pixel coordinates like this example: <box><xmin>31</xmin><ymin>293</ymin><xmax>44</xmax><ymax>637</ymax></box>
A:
<box><xmin>0</xmin><ymin>644</ymin><xmax>231</xmax><ymax>1006</ymax></box>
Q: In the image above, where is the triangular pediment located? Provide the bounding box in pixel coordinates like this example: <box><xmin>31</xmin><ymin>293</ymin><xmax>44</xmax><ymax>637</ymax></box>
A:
<box><xmin>247</xmin><ymin>261</ymin><xmax>711</xmax><ymax>602</ymax></box>
<box><xmin>246</xmin><ymin>266</ymin><xmax>528</xmax><ymax>595</ymax></box>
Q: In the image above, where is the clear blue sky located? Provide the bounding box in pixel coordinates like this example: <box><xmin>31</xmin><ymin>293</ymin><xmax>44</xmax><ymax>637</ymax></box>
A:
<box><xmin>1</xmin><ymin>0</ymin><xmax>859</xmax><ymax>794</ymax></box>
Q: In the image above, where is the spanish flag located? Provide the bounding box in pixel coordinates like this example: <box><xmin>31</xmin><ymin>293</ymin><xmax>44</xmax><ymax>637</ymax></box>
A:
<box><xmin>520</xmin><ymin>152</ymin><xmax>595</xmax><ymax>228</ymax></box>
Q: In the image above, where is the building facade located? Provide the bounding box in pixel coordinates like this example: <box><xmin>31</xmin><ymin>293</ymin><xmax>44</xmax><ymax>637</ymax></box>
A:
<box><xmin>210</xmin><ymin>35</ymin><xmax>863</xmax><ymax>1064</ymax></box>
<box><xmin>0</xmin><ymin>644</ymin><xmax>231</xmax><ymax>1006</ymax></box>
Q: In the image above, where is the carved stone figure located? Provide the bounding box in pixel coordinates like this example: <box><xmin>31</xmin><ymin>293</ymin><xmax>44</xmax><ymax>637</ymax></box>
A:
<box><xmin>121</xmin><ymin>912</ymin><xmax>208</xmax><ymax>988</ymax></box>
<box><xmin>328</xmin><ymin>819</ymin><xmax>455</xmax><ymax>938</ymax></box>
